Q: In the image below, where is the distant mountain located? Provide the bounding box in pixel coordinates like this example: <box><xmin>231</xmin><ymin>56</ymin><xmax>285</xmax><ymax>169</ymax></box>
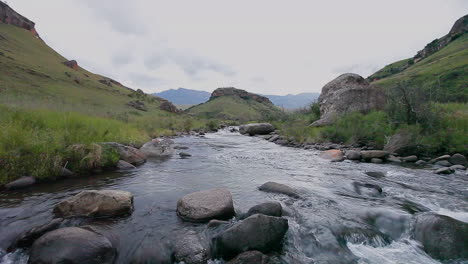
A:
<box><xmin>155</xmin><ymin>88</ymin><xmax>211</xmax><ymax>105</ymax></box>
<box><xmin>263</xmin><ymin>93</ymin><xmax>319</xmax><ymax>109</ymax></box>
<box><xmin>156</xmin><ymin>88</ymin><xmax>319</xmax><ymax>109</ymax></box>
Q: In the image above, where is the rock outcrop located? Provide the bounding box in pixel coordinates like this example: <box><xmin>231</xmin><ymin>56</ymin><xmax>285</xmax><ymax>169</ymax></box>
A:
<box><xmin>0</xmin><ymin>2</ymin><xmax>39</xmax><ymax>37</ymax></box>
<box><xmin>312</xmin><ymin>73</ymin><xmax>385</xmax><ymax>126</ymax></box>
<box><xmin>210</xmin><ymin>87</ymin><xmax>273</xmax><ymax>104</ymax></box>
<box><xmin>63</xmin><ymin>60</ymin><xmax>79</xmax><ymax>70</ymax></box>
<box><xmin>159</xmin><ymin>100</ymin><xmax>180</xmax><ymax>113</ymax></box>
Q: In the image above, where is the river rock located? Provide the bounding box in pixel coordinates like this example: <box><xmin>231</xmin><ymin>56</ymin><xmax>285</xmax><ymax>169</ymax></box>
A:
<box><xmin>370</xmin><ymin>158</ymin><xmax>383</xmax><ymax>164</ymax></box>
<box><xmin>401</xmin><ymin>155</ymin><xmax>418</xmax><ymax>162</ymax></box>
<box><xmin>213</xmin><ymin>214</ymin><xmax>288</xmax><ymax>258</ymax></box>
<box><xmin>434</xmin><ymin>167</ymin><xmax>454</xmax><ymax>175</ymax></box>
<box><xmin>53</xmin><ymin>190</ymin><xmax>134</xmax><ymax>218</ymax></box>
<box><xmin>29</xmin><ymin>227</ymin><xmax>116</xmax><ymax>264</ymax></box>
<box><xmin>8</xmin><ymin>218</ymin><xmax>64</xmax><ymax>251</ymax></box>
<box><xmin>320</xmin><ymin>150</ymin><xmax>345</xmax><ymax>162</ymax></box>
<box><xmin>345</xmin><ymin>150</ymin><xmax>362</xmax><ymax>160</ymax></box>
<box><xmin>387</xmin><ymin>155</ymin><xmax>402</xmax><ymax>163</ymax></box>
<box><xmin>449</xmin><ymin>153</ymin><xmax>467</xmax><ymax>166</ymax></box>
<box><xmin>259</xmin><ymin>182</ymin><xmax>300</xmax><ymax>198</ymax></box>
<box><xmin>430</xmin><ymin>155</ymin><xmax>451</xmax><ymax>164</ymax></box>
<box><xmin>415</xmin><ymin>160</ymin><xmax>427</xmax><ymax>166</ymax></box>
<box><xmin>103</xmin><ymin>142</ymin><xmax>146</xmax><ymax>165</ymax></box>
<box><xmin>117</xmin><ymin>160</ymin><xmax>136</xmax><ymax>170</ymax></box>
<box><xmin>246</xmin><ymin>202</ymin><xmax>282</xmax><ymax>218</ymax></box>
<box><xmin>226</xmin><ymin>251</ymin><xmax>269</xmax><ymax>264</ymax></box>
<box><xmin>179</xmin><ymin>152</ymin><xmax>192</xmax><ymax>158</ymax></box>
<box><xmin>361</xmin><ymin>150</ymin><xmax>389</xmax><ymax>160</ymax></box>
<box><xmin>268</xmin><ymin>135</ymin><xmax>280</xmax><ymax>142</ymax></box>
<box><xmin>174</xmin><ymin>231</ymin><xmax>209</xmax><ymax>264</ymax></box>
<box><xmin>435</xmin><ymin>160</ymin><xmax>452</xmax><ymax>167</ymax></box>
<box><xmin>413</xmin><ymin>213</ymin><xmax>468</xmax><ymax>261</ymax></box>
<box><xmin>450</xmin><ymin>164</ymin><xmax>466</xmax><ymax>170</ymax></box>
<box><xmin>130</xmin><ymin>242</ymin><xmax>173</xmax><ymax>264</ymax></box>
<box><xmin>5</xmin><ymin>176</ymin><xmax>36</xmax><ymax>190</ymax></box>
<box><xmin>311</xmin><ymin>73</ymin><xmax>384</xmax><ymax>126</ymax></box>
<box><xmin>140</xmin><ymin>138</ymin><xmax>175</xmax><ymax>157</ymax></box>
<box><xmin>239</xmin><ymin>123</ymin><xmax>275</xmax><ymax>136</ymax></box>
<box><xmin>177</xmin><ymin>188</ymin><xmax>235</xmax><ymax>222</ymax></box>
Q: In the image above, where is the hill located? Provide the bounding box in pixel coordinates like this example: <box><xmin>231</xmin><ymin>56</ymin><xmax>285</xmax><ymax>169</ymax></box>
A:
<box><xmin>187</xmin><ymin>87</ymin><xmax>285</xmax><ymax>121</ymax></box>
<box><xmin>369</xmin><ymin>14</ymin><xmax>468</xmax><ymax>102</ymax></box>
<box><xmin>155</xmin><ymin>88</ymin><xmax>319</xmax><ymax>109</ymax></box>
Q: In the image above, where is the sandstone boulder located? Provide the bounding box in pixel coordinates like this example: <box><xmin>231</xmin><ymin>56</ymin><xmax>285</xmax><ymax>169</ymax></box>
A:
<box><xmin>312</xmin><ymin>73</ymin><xmax>384</xmax><ymax>126</ymax></box>
<box><xmin>29</xmin><ymin>227</ymin><xmax>116</xmax><ymax>264</ymax></box>
<box><xmin>140</xmin><ymin>138</ymin><xmax>175</xmax><ymax>157</ymax></box>
<box><xmin>239</xmin><ymin>123</ymin><xmax>275</xmax><ymax>136</ymax></box>
<box><xmin>177</xmin><ymin>188</ymin><xmax>235</xmax><ymax>222</ymax></box>
<box><xmin>53</xmin><ymin>190</ymin><xmax>134</xmax><ymax>218</ymax></box>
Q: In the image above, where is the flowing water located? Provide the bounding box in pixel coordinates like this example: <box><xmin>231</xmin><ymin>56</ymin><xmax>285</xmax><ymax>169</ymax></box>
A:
<box><xmin>1</xmin><ymin>129</ymin><xmax>467</xmax><ymax>264</ymax></box>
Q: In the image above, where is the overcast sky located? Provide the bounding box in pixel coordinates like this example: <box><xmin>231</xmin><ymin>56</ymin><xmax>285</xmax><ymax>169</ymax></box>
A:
<box><xmin>7</xmin><ymin>0</ymin><xmax>468</xmax><ymax>95</ymax></box>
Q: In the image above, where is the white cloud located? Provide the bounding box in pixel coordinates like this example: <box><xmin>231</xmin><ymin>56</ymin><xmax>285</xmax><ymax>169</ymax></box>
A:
<box><xmin>6</xmin><ymin>0</ymin><xmax>468</xmax><ymax>95</ymax></box>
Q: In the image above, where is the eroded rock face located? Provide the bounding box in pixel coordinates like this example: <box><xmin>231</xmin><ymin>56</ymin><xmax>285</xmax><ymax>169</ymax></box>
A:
<box><xmin>177</xmin><ymin>188</ymin><xmax>235</xmax><ymax>222</ymax></box>
<box><xmin>0</xmin><ymin>2</ymin><xmax>39</xmax><ymax>37</ymax></box>
<box><xmin>29</xmin><ymin>227</ymin><xmax>116</xmax><ymax>264</ymax></box>
<box><xmin>63</xmin><ymin>60</ymin><xmax>79</xmax><ymax>70</ymax></box>
<box><xmin>239</xmin><ymin>123</ymin><xmax>275</xmax><ymax>136</ymax></box>
<box><xmin>213</xmin><ymin>214</ymin><xmax>288</xmax><ymax>259</ymax></box>
<box><xmin>140</xmin><ymin>138</ymin><xmax>175</xmax><ymax>158</ymax></box>
<box><xmin>413</xmin><ymin>213</ymin><xmax>468</xmax><ymax>261</ymax></box>
<box><xmin>312</xmin><ymin>73</ymin><xmax>385</xmax><ymax>126</ymax></box>
<box><xmin>53</xmin><ymin>190</ymin><xmax>134</xmax><ymax>218</ymax></box>
<box><xmin>159</xmin><ymin>100</ymin><xmax>180</xmax><ymax>113</ymax></box>
<box><xmin>210</xmin><ymin>87</ymin><xmax>273</xmax><ymax>104</ymax></box>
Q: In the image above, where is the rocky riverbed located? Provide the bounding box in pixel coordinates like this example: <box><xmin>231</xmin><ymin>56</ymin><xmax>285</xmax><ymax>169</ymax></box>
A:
<box><xmin>0</xmin><ymin>128</ymin><xmax>467</xmax><ymax>264</ymax></box>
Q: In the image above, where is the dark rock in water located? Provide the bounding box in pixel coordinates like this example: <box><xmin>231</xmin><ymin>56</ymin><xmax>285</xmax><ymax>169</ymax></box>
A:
<box><xmin>117</xmin><ymin>160</ymin><xmax>136</xmax><ymax>170</ymax></box>
<box><xmin>174</xmin><ymin>231</ymin><xmax>209</xmax><ymax>264</ymax></box>
<box><xmin>361</xmin><ymin>150</ymin><xmax>389</xmax><ymax>160</ymax></box>
<box><xmin>226</xmin><ymin>251</ymin><xmax>269</xmax><ymax>264</ymax></box>
<box><xmin>415</xmin><ymin>160</ymin><xmax>427</xmax><ymax>166</ymax></box>
<box><xmin>246</xmin><ymin>202</ymin><xmax>282</xmax><ymax>218</ymax></box>
<box><xmin>387</xmin><ymin>155</ymin><xmax>401</xmax><ymax>163</ymax></box>
<box><xmin>5</xmin><ymin>176</ymin><xmax>35</xmax><ymax>190</ymax></box>
<box><xmin>130</xmin><ymin>241</ymin><xmax>173</xmax><ymax>264</ymax></box>
<box><xmin>311</xmin><ymin>73</ymin><xmax>385</xmax><ymax>126</ymax></box>
<box><xmin>174</xmin><ymin>145</ymin><xmax>189</xmax><ymax>150</ymax></box>
<box><xmin>394</xmin><ymin>198</ymin><xmax>430</xmax><ymax>214</ymax></box>
<box><xmin>353</xmin><ymin>182</ymin><xmax>383</xmax><ymax>197</ymax></box>
<box><xmin>239</xmin><ymin>123</ymin><xmax>275</xmax><ymax>136</ymax></box>
<box><xmin>413</xmin><ymin>213</ymin><xmax>468</xmax><ymax>261</ymax></box>
<box><xmin>61</xmin><ymin>168</ymin><xmax>76</xmax><ymax>178</ymax></box>
<box><xmin>179</xmin><ymin>152</ymin><xmax>192</xmax><ymax>158</ymax></box>
<box><xmin>320</xmin><ymin>150</ymin><xmax>345</xmax><ymax>162</ymax></box>
<box><xmin>29</xmin><ymin>227</ymin><xmax>116</xmax><ymax>264</ymax></box>
<box><xmin>259</xmin><ymin>182</ymin><xmax>300</xmax><ymax>198</ymax></box>
<box><xmin>53</xmin><ymin>190</ymin><xmax>134</xmax><ymax>218</ymax></box>
<box><xmin>430</xmin><ymin>155</ymin><xmax>451</xmax><ymax>164</ymax></box>
<box><xmin>365</xmin><ymin>172</ymin><xmax>385</xmax><ymax>178</ymax></box>
<box><xmin>8</xmin><ymin>218</ymin><xmax>64</xmax><ymax>251</ymax></box>
<box><xmin>213</xmin><ymin>214</ymin><xmax>288</xmax><ymax>259</ymax></box>
<box><xmin>449</xmin><ymin>153</ymin><xmax>467</xmax><ymax>166</ymax></box>
<box><xmin>370</xmin><ymin>158</ymin><xmax>383</xmax><ymax>164</ymax></box>
<box><xmin>140</xmin><ymin>138</ymin><xmax>175</xmax><ymax>157</ymax></box>
<box><xmin>345</xmin><ymin>150</ymin><xmax>362</xmax><ymax>160</ymax></box>
<box><xmin>435</xmin><ymin>160</ymin><xmax>452</xmax><ymax>167</ymax></box>
<box><xmin>450</xmin><ymin>164</ymin><xmax>466</xmax><ymax>171</ymax></box>
<box><xmin>383</xmin><ymin>132</ymin><xmax>419</xmax><ymax>156</ymax></box>
<box><xmin>275</xmin><ymin>140</ymin><xmax>288</xmax><ymax>146</ymax></box>
<box><xmin>434</xmin><ymin>167</ymin><xmax>454</xmax><ymax>175</ymax></box>
<box><xmin>177</xmin><ymin>188</ymin><xmax>235</xmax><ymax>222</ymax></box>
<box><xmin>401</xmin><ymin>155</ymin><xmax>418</xmax><ymax>162</ymax></box>
<box><xmin>207</xmin><ymin>219</ymin><xmax>230</xmax><ymax>228</ymax></box>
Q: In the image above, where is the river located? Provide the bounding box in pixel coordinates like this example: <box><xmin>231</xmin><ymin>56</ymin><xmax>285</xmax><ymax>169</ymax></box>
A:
<box><xmin>1</xmin><ymin>129</ymin><xmax>467</xmax><ymax>264</ymax></box>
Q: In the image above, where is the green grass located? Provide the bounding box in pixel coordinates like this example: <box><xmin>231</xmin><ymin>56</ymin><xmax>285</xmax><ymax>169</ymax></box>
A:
<box><xmin>369</xmin><ymin>58</ymin><xmax>413</xmax><ymax>80</ymax></box>
<box><xmin>372</xmin><ymin>34</ymin><xmax>468</xmax><ymax>102</ymax></box>
<box><xmin>188</xmin><ymin>96</ymin><xmax>285</xmax><ymax>122</ymax></box>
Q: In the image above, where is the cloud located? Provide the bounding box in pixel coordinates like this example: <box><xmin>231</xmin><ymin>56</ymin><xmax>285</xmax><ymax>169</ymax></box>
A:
<box><xmin>112</xmin><ymin>53</ymin><xmax>134</xmax><ymax>67</ymax></box>
<box><xmin>129</xmin><ymin>73</ymin><xmax>167</xmax><ymax>87</ymax></box>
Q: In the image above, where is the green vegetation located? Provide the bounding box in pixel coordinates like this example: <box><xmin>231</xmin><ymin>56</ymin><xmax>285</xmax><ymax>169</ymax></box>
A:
<box><xmin>188</xmin><ymin>96</ymin><xmax>285</xmax><ymax>122</ymax></box>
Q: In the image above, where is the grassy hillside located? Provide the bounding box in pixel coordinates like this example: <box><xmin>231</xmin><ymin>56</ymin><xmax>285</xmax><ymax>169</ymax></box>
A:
<box><xmin>370</xmin><ymin>34</ymin><xmax>468</xmax><ymax>102</ymax></box>
<box><xmin>188</xmin><ymin>96</ymin><xmax>285</xmax><ymax>122</ymax></box>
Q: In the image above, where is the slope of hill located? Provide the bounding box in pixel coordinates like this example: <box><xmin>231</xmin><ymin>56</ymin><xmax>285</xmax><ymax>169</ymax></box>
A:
<box><xmin>187</xmin><ymin>87</ymin><xmax>285</xmax><ymax>121</ymax></box>
<box><xmin>369</xmin><ymin>14</ymin><xmax>468</xmax><ymax>102</ymax></box>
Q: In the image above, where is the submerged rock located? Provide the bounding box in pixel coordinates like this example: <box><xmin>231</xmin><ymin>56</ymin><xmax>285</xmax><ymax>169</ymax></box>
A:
<box><xmin>259</xmin><ymin>182</ymin><xmax>300</xmax><ymax>198</ymax></box>
<box><xmin>174</xmin><ymin>231</ymin><xmax>209</xmax><ymax>264</ymax></box>
<box><xmin>213</xmin><ymin>214</ymin><xmax>288</xmax><ymax>258</ymax></box>
<box><xmin>140</xmin><ymin>138</ymin><xmax>175</xmax><ymax>157</ymax></box>
<box><xmin>413</xmin><ymin>213</ymin><xmax>468</xmax><ymax>261</ymax></box>
<box><xmin>130</xmin><ymin>242</ymin><xmax>173</xmax><ymax>264</ymax></box>
<box><xmin>245</xmin><ymin>202</ymin><xmax>282</xmax><ymax>218</ymax></box>
<box><xmin>226</xmin><ymin>251</ymin><xmax>269</xmax><ymax>264</ymax></box>
<box><xmin>353</xmin><ymin>182</ymin><xmax>383</xmax><ymax>197</ymax></box>
<box><xmin>53</xmin><ymin>190</ymin><xmax>134</xmax><ymax>218</ymax></box>
<box><xmin>179</xmin><ymin>152</ymin><xmax>192</xmax><ymax>158</ymax></box>
<box><xmin>345</xmin><ymin>150</ymin><xmax>362</xmax><ymax>160</ymax></box>
<box><xmin>5</xmin><ymin>176</ymin><xmax>36</xmax><ymax>190</ymax></box>
<box><xmin>239</xmin><ymin>123</ymin><xmax>275</xmax><ymax>136</ymax></box>
<box><xmin>117</xmin><ymin>160</ymin><xmax>136</xmax><ymax>170</ymax></box>
<box><xmin>8</xmin><ymin>218</ymin><xmax>64</xmax><ymax>251</ymax></box>
<box><xmin>29</xmin><ymin>227</ymin><xmax>116</xmax><ymax>264</ymax></box>
<box><xmin>177</xmin><ymin>188</ymin><xmax>235</xmax><ymax>222</ymax></box>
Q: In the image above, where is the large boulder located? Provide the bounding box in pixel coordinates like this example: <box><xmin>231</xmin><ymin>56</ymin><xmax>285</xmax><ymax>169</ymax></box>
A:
<box><xmin>29</xmin><ymin>227</ymin><xmax>116</xmax><ymax>264</ymax></box>
<box><xmin>259</xmin><ymin>182</ymin><xmax>300</xmax><ymax>198</ymax></box>
<box><xmin>177</xmin><ymin>188</ymin><xmax>235</xmax><ymax>222</ymax></box>
<box><xmin>239</xmin><ymin>123</ymin><xmax>275</xmax><ymax>136</ymax></box>
<box><xmin>312</xmin><ymin>73</ymin><xmax>385</xmax><ymax>126</ymax></box>
<box><xmin>213</xmin><ymin>214</ymin><xmax>288</xmax><ymax>259</ymax></box>
<box><xmin>413</xmin><ymin>213</ymin><xmax>468</xmax><ymax>261</ymax></box>
<box><xmin>245</xmin><ymin>202</ymin><xmax>282</xmax><ymax>218</ymax></box>
<box><xmin>103</xmin><ymin>142</ymin><xmax>147</xmax><ymax>165</ymax></box>
<box><xmin>53</xmin><ymin>190</ymin><xmax>134</xmax><ymax>218</ymax></box>
<box><xmin>5</xmin><ymin>176</ymin><xmax>36</xmax><ymax>190</ymax></box>
<box><xmin>140</xmin><ymin>138</ymin><xmax>175</xmax><ymax>157</ymax></box>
